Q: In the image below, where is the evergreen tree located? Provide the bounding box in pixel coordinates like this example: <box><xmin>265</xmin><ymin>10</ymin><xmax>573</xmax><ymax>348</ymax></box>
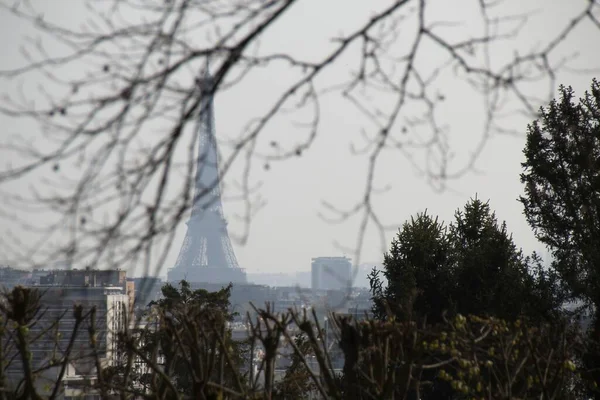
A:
<box><xmin>520</xmin><ymin>79</ymin><xmax>600</xmax><ymax>309</ymax></box>
<box><xmin>370</xmin><ymin>211</ymin><xmax>453</xmax><ymax>323</ymax></box>
<box><xmin>143</xmin><ymin>281</ymin><xmax>248</xmax><ymax>397</ymax></box>
<box><xmin>371</xmin><ymin>198</ymin><xmax>563</xmax><ymax>324</ymax></box>
<box><xmin>520</xmin><ymin>79</ymin><xmax>600</xmax><ymax>398</ymax></box>
<box><xmin>449</xmin><ymin>197</ymin><xmax>561</xmax><ymax>321</ymax></box>
<box><xmin>370</xmin><ymin>198</ymin><xmax>566</xmax><ymax>399</ymax></box>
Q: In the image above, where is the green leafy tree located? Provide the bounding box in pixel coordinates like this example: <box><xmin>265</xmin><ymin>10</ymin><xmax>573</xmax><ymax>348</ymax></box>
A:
<box><xmin>450</xmin><ymin>198</ymin><xmax>563</xmax><ymax>322</ymax></box>
<box><xmin>143</xmin><ymin>280</ymin><xmax>249</xmax><ymax>397</ymax></box>
<box><xmin>368</xmin><ymin>210</ymin><xmax>456</xmax><ymax>400</ymax></box>
<box><xmin>371</xmin><ymin>198</ymin><xmax>563</xmax><ymax>325</ymax></box>
<box><xmin>272</xmin><ymin>332</ymin><xmax>317</xmax><ymax>400</ymax></box>
<box><xmin>520</xmin><ymin>79</ymin><xmax>600</xmax><ymax>309</ymax></box>
<box><xmin>520</xmin><ymin>78</ymin><xmax>600</xmax><ymax>398</ymax></box>
<box><xmin>370</xmin><ymin>211</ymin><xmax>453</xmax><ymax>324</ymax></box>
<box><xmin>370</xmin><ymin>198</ymin><xmax>568</xmax><ymax>400</ymax></box>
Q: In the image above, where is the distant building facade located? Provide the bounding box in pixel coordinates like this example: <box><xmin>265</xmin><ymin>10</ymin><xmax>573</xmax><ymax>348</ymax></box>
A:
<box><xmin>39</xmin><ymin>267</ymin><xmax>126</xmax><ymax>286</ymax></box>
<box><xmin>2</xmin><ymin>268</ymin><xmax>131</xmax><ymax>399</ymax></box>
<box><xmin>0</xmin><ymin>265</ymin><xmax>46</xmax><ymax>289</ymax></box>
<box><xmin>311</xmin><ymin>256</ymin><xmax>352</xmax><ymax>291</ymax></box>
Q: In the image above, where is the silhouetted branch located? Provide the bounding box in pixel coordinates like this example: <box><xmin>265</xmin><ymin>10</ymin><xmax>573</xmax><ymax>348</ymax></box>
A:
<box><xmin>0</xmin><ymin>0</ymin><xmax>599</xmax><ymax>288</ymax></box>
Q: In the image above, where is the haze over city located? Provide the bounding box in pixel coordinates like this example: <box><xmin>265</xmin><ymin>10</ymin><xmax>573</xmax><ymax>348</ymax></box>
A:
<box><xmin>0</xmin><ymin>0</ymin><xmax>596</xmax><ymax>281</ymax></box>
<box><xmin>3</xmin><ymin>1</ymin><xmax>600</xmax><ymax>399</ymax></box>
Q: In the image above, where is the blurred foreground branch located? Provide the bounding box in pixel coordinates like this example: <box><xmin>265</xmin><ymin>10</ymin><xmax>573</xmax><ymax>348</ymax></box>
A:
<box><xmin>0</xmin><ymin>0</ymin><xmax>599</xmax><ymax>274</ymax></box>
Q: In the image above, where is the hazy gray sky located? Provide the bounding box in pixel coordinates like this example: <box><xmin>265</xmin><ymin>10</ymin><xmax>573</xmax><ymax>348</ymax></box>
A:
<box><xmin>1</xmin><ymin>0</ymin><xmax>598</xmax><ymax>278</ymax></box>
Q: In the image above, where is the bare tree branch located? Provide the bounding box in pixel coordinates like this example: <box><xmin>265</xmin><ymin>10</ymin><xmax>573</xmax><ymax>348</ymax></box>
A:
<box><xmin>0</xmin><ymin>0</ymin><xmax>598</xmax><ymax>276</ymax></box>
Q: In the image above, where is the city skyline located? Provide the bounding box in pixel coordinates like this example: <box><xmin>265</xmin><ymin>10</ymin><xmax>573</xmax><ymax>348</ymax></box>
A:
<box><xmin>2</xmin><ymin>2</ymin><xmax>599</xmax><ymax>398</ymax></box>
<box><xmin>0</xmin><ymin>1</ymin><xmax>596</xmax><ymax>278</ymax></box>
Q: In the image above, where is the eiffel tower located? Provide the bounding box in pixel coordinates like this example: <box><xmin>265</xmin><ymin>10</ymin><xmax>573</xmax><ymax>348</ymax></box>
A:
<box><xmin>167</xmin><ymin>67</ymin><xmax>247</xmax><ymax>285</ymax></box>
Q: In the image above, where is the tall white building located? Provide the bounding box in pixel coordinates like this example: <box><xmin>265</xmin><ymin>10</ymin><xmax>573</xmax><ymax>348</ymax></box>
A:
<box><xmin>311</xmin><ymin>256</ymin><xmax>352</xmax><ymax>291</ymax></box>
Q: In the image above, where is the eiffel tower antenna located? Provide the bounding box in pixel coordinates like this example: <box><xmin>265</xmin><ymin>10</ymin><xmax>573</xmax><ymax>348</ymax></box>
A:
<box><xmin>167</xmin><ymin>63</ymin><xmax>246</xmax><ymax>285</ymax></box>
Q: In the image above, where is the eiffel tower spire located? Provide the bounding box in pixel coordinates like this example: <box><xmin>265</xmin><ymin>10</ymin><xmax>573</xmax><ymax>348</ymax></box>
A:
<box><xmin>168</xmin><ymin>64</ymin><xmax>247</xmax><ymax>285</ymax></box>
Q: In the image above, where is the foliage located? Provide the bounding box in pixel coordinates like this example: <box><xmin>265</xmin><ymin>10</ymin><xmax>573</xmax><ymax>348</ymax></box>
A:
<box><xmin>520</xmin><ymin>78</ymin><xmax>600</xmax><ymax>400</ymax></box>
<box><xmin>371</xmin><ymin>197</ymin><xmax>564</xmax><ymax>325</ymax></box>
<box><xmin>370</xmin><ymin>211</ymin><xmax>453</xmax><ymax>323</ymax></box>
<box><xmin>520</xmin><ymin>78</ymin><xmax>600</xmax><ymax>308</ymax></box>
<box><xmin>430</xmin><ymin>314</ymin><xmax>585</xmax><ymax>400</ymax></box>
<box><xmin>450</xmin><ymin>198</ymin><xmax>563</xmax><ymax>322</ymax></box>
<box><xmin>1</xmin><ymin>283</ymin><xmax>598</xmax><ymax>399</ymax></box>
<box><xmin>141</xmin><ymin>280</ymin><xmax>247</xmax><ymax>397</ymax></box>
<box><xmin>333</xmin><ymin>312</ymin><xmax>588</xmax><ymax>400</ymax></box>
<box><xmin>369</xmin><ymin>200</ymin><xmax>567</xmax><ymax>400</ymax></box>
<box><xmin>272</xmin><ymin>332</ymin><xmax>317</xmax><ymax>400</ymax></box>
<box><xmin>450</xmin><ymin>198</ymin><xmax>526</xmax><ymax>319</ymax></box>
